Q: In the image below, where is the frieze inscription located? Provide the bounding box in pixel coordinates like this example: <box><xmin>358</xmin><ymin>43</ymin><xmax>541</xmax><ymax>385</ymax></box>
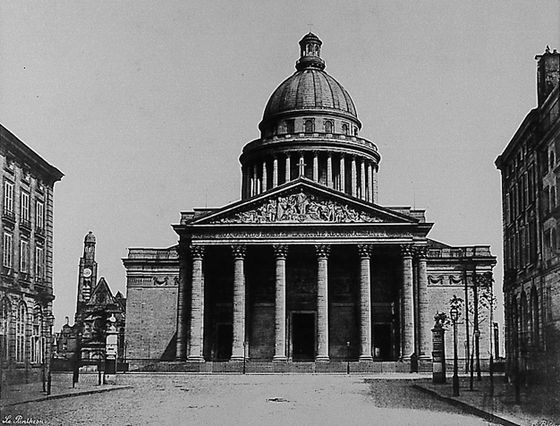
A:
<box><xmin>213</xmin><ymin>192</ymin><xmax>383</xmax><ymax>224</ymax></box>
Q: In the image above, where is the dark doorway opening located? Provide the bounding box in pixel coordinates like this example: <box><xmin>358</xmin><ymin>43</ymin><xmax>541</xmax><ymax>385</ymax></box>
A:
<box><xmin>373</xmin><ymin>323</ymin><xmax>393</xmax><ymax>360</ymax></box>
<box><xmin>214</xmin><ymin>323</ymin><xmax>232</xmax><ymax>361</ymax></box>
<box><xmin>291</xmin><ymin>312</ymin><xmax>315</xmax><ymax>361</ymax></box>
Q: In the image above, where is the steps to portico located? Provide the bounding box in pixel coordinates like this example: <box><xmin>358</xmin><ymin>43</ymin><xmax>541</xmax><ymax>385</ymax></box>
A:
<box><xmin>131</xmin><ymin>360</ymin><xmax>433</xmax><ymax>374</ymax></box>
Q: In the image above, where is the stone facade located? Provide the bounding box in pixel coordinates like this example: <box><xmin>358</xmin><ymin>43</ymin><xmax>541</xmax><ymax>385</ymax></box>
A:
<box><xmin>496</xmin><ymin>46</ymin><xmax>560</xmax><ymax>388</ymax></box>
<box><xmin>123</xmin><ymin>34</ymin><xmax>496</xmax><ymax>372</ymax></box>
<box><xmin>0</xmin><ymin>123</ymin><xmax>63</xmax><ymax>382</ymax></box>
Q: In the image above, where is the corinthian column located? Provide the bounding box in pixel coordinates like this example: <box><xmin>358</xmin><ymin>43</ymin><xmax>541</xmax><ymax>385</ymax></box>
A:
<box><xmin>339</xmin><ymin>154</ymin><xmax>346</xmax><ymax>193</ymax></box>
<box><xmin>351</xmin><ymin>157</ymin><xmax>357</xmax><ymax>197</ymax></box>
<box><xmin>360</xmin><ymin>159</ymin><xmax>366</xmax><ymax>200</ymax></box>
<box><xmin>315</xmin><ymin>244</ymin><xmax>330</xmax><ymax>361</ymax></box>
<box><xmin>327</xmin><ymin>154</ymin><xmax>333</xmax><ymax>188</ymax></box>
<box><xmin>401</xmin><ymin>245</ymin><xmax>414</xmax><ymax>360</ymax></box>
<box><xmin>358</xmin><ymin>244</ymin><xmax>373</xmax><ymax>361</ymax></box>
<box><xmin>273</xmin><ymin>245</ymin><xmax>288</xmax><ymax>361</ymax></box>
<box><xmin>175</xmin><ymin>243</ymin><xmax>189</xmax><ymax>360</ymax></box>
<box><xmin>272</xmin><ymin>156</ymin><xmax>278</xmax><ymax>188</ymax></box>
<box><xmin>367</xmin><ymin>163</ymin><xmax>373</xmax><ymax>202</ymax></box>
<box><xmin>313</xmin><ymin>152</ymin><xmax>319</xmax><ymax>181</ymax></box>
<box><xmin>188</xmin><ymin>245</ymin><xmax>205</xmax><ymax>362</ymax></box>
<box><xmin>231</xmin><ymin>245</ymin><xmax>247</xmax><ymax>361</ymax></box>
<box><xmin>416</xmin><ymin>247</ymin><xmax>430</xmax><ymax>359</ymax></box>
<box><xmin>262</xmin><ymin>161</ymin><xmax>268</xmax><ymax>192</ymax></box>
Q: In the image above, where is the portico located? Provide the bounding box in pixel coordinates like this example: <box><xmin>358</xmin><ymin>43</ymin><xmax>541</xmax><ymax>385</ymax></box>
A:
<box><xmin>173</xmin><ymin>178</ymin><xmax>432</xmax><ymax>363</ymax></box>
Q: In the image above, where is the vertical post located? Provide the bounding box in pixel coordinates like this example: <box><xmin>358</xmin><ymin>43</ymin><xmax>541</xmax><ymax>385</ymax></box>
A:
<box><xmin>313</xmin><ymin>152</ymin><xmax>319</xmax><ymax>181</ymax></box>
<box><xmin>473</xmin><ymin>273</ymin><xmax>481</xmax><ymax>381</ymax></box>
<box><xmin>360</xmin><ymin>159</ymin><xmax>366</xmax><ymax>200</ymax></box>
<box><xmin>262</xmin><ymin>161</ymin><xmax>268</xmax><ymax>192</ymax></box>
<box><xmin>453</xmin><ymin>318</ymin><xmax>459</xmax><ymax>396</ymax></box>
<box><xmin>273</xmin><ymin>245</ymin><xmax>288</xmax><ymax>361</ymax></box>
<box><xmin>416</xmin><ymin>248</ymin><xmax>430</xmax><ymax>359</ymax></box>
<box><xmin>339</xmin><ymin>155</ymin><xmax>346</xmax><ymax>193</ymax></box>
<box><xmin>357</xmin><ymin>244</ymin><xmax>373</xmax><ymax>361</ymax></box>
<box><xmin>431</xmin><ymin>316</ymin><xmax>446</xmax><ymax>384</ymax></box>
<box><xmin>188</xmin><ymin>245</ymin><xmax>205</xmax><ymax>362</ymax></box>
<box><xmin>367</xmin><ymin>163</ymin><xmax>373</xmax><ymax>202</ymax></box>
<box><xmin>315</xmin><ymin>244</ymin><xmax>330</xmax><ymax>361</ymax></box>
<box><xmin>464</xmin><ymin>269</ymin><xmax>470</xmax><ymax>373</ymax></box>
<box><xmin>351</xmin><ymin>157</ymin><xmax>357</xmax><ymax>197</ymax></box>
<box><xmin>346</xmin><ymin>341</ymin><xmax>351</xmax><ymax>374</ymax></box>
<box><xmin>231</xmin><ymin>245</ymin><xmax>246</xmax><ymax>361</ymax></box>
<box><xmin>175</xmin><ymin>242</ymin><xmax>188</xmax><ymax>360</ymax></box>
<box><xmin>327</xmin><ymin>154</ymin><xmax>333</xmax><ymax>188</ymax></box>
<box><xmin>285</xmin><ymin>154</ymin><xmax>291</xmax><ymax>183</ymax></box>
<box><xmin>401</xmin><ymin>245</ymin><xmax>414</xmax><ymax>359</ymax></box>
<box><xmin>272</xmin><ymin>157</ymin><xmax>278</xmax><ymax>188</ymax></box>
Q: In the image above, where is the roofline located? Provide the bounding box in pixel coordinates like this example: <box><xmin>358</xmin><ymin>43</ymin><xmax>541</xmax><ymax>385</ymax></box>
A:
<box><xmin>0</xmin><ymin>123</ymin><xmax>64</xmax><ymax>183</ymax></box>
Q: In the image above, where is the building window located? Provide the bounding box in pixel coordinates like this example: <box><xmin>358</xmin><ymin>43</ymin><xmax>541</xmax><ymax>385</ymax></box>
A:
<box><xmin>1</xmin><ymin>299</ymin><xmax>10</xmax><ymax>360</ymax></box>
<box><xmin>353</xmin><ymin>126</ymin><xmax>358</xmax><ymax>136</ymax></box>
<box><xmin>2</xmin><ymin>232</ymin><xmax>13</xmax><ymax>269</ymax></box>
<box><xmin>20</xmin><ymin>239</ymin><xmax>29</xmax><ymax>273</ymax></box>
<box><xmin>552</xmin><ymin>228</ymin><xmax>558</xmax><ymax>252</ymax></box>
<box><xmin>304</xmin><ymin>119</ymin><xmax>314</xmax><ymax>133</ymax></box>
<box><xmin>31</xmin><ymin>307</ymin><xmax>42</xmax><ymax>364</ymax></box>
<box><xmin>16</xmin><ymin>302</ymin><xmax>26</xmax><ymax>362</ymax></box>
<box><xmin>324</xmin><ymin>120</ymin><xmax>333</xmax><ymax>134</ymax></box>
<box><xmin>286</xmin><ymin>119</ymin><xmax>294</xmax><ymax>135</ymax></box>
<box><xmin>20</xmin><ymin>191</ymin><xmax>30</xmax><ymax>222</ymax></box>
<box><xmin>35</xmin><ymin>246</ymin><xmax>44</xmax><ymax>279</ymax></box>
<box><xmin>35</xmin><ymin>201</ymin><xmax>44</xmax><ymax>230</ymax></box>
<box><xmin>3</xmin><ymin>180</ymin><xmax>14</xmax><ymax>214</ymax></box>
<box><xmin>550</xmin><ymin>150</ymin><xmax>555</xmax><ymax>170</ymax></box>
<box><xmin>342</xmin><ymin>123</ymin><xmax>349</xmax><ymax>135</ymax></box>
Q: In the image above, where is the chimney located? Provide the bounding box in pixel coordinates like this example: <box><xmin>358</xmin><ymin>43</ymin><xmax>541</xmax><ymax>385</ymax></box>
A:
<box><xmin>536</xmin><ymin>46</ymin><xmax>560</xmax><ymax>106</ymax></box>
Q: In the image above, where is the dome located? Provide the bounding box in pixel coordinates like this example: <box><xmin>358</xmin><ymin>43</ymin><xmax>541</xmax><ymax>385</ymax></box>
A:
<box><xmin>259</xmin><ymin>33</ymin><xmax>359</xmax><ymax>130</ymax></box>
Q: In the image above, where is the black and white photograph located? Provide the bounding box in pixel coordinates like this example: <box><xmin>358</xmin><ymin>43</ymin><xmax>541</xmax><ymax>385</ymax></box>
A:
<box><xmin>0</xmin><ymin>1</ymin><xmax>558</xmax><ymax>425</ymax></box>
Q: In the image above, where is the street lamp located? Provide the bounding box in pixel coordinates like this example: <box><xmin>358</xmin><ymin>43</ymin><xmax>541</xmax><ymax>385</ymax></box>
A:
<box><xmin>346</xmin><ymin>341</ymin><xmax>350</xmax><ymax>375</ymax></box>
<box><xmin>450</xmin><ymin>295</ymin><xmax>462</xmax><ymax>397</ymax></box>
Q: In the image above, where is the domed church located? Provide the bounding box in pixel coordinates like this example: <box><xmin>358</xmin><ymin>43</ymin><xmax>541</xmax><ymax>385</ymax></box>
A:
<box><xmin>123</xmin><ymin>34</ymin><xmax>496</xmax><ymax>372</ymax></box>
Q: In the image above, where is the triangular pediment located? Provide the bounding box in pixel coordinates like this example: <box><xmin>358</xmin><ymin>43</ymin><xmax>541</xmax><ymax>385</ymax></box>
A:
<box><xmin>192</xmin><ymin>179</ymin><xmax>419</xmax><ymax>225</ymax></box>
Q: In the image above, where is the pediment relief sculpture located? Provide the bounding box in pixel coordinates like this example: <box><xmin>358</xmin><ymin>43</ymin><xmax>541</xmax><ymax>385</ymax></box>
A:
<box><xmin>213</xmin><ymin>192</ymin><xmax>384</xmax><ymax>224</ymax></box>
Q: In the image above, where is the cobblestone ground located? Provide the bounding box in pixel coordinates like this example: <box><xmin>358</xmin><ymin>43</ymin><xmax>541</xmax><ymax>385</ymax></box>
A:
<box><xmin>7</xmin><ymin>374</ymin><xmax>498</xmax><ymax>426</ymax></box>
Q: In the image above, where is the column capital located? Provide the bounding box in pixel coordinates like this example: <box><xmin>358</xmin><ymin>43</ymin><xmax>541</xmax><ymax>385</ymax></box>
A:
<box><xmin>400</xmin><ymin>244</ymin><xmax>414</xmax><ymax>258</ymax></box>
<box><xmin>190</xmin><ymin>245</ymin><xmax>205</xmax><ymax>259</ymax></box>
<box><xmin>231</xmin><ymin>245</ymin><xmax>247</xmax><ymax>259</ymax></box>
<box><xmin>413</xmin><ymin>246</ymin><xmax>428</xmax><ymax>259</ymax></box>
<box><xmin>273</xmin><ymin>244</ymin><xmax>289</xmax><ymax>259</ymax></box>
<box><xmin>357</xmin><ymin>244</ymin><xmax>373</xmax><ymax>258</ymax></box>
<box><xmin>315</xmin><ymin>244</ymin><xmax>331</xmax><ymax>258</ymax></box>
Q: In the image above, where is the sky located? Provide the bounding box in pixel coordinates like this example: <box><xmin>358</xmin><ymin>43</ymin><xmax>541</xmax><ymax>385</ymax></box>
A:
<box><xmin>0</xmin><ymin>0</ymin><xmax>558</xmax><ymax>331</ymax></box>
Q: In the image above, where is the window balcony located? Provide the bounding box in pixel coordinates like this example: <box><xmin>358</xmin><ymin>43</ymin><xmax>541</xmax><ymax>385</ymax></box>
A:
<box><xmin>2</xmin><ymin>209</ymin><xmax>15</xmax><ymax>225</ymax></box>
<box><xmin>19</xmin><ymin>219</ymin><xmax>31</xmax><ymax>233</ymax></box>
<box><xmin>35</xmin><ymin>226</ymin><xmax>45</xmax><ymax>238</ymax></box>
<box><xmin>18</xmin><ymin>272</ymin><xmax>30</xmax><ymax>286</ymax></box>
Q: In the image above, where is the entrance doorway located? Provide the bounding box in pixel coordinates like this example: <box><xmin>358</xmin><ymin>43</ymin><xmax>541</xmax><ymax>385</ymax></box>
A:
<box><xmin>373</xmin><ymin>323</ymin><xmax>393</xmax><ymax>360</ymax></box>
<box><xmin>214</xmin><ymin>323</ymin><xmax>232</xmax><ymax>360</ymax></box>
<box><xmin>291</xmin><ymin>312</ymin><xmax>315</xmax><ymax>360</ymax></box>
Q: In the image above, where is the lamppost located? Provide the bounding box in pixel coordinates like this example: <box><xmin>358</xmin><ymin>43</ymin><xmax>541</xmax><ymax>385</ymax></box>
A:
<box><xmin>72</xmin><ymin>329</ymin><xmax>82</xmax><ymax>388</ymax></box>
<box><xmin>346</xmin><ymin>341</ymin><xmax>350</xmax><ymax>375</ymax></box>
<box><xmin>450</xmin><ymin>295</ymin><xmax>462</xmax><ymax>397</ymax></box>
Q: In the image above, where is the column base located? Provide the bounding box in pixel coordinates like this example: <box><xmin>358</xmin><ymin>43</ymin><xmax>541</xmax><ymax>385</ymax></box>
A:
<box><xmin>272</xmin><ymin>356</ymin><xmax>288</xmax><ymax>362</ymax></box>
<box><xmin>315</xmin><ymin>356</ymin><xmax>330</xmax><ymax>362</ymax></box>
<box><xmin>229</xmin><ymin>356</ymin><xmax>244</xmax><ymax>362</ymax></box>
<box><xmin>186</xmin><ymin>356</ymin><xmax>205</xmax><ymax>363</ymax></box>
<box><xmin>359</xmin><ymin>355</ymin><xmax>373</xmax><ymax>362</ymax></box>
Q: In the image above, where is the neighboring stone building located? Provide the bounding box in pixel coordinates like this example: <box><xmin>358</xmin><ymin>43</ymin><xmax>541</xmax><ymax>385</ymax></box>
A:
<box><xmin>0</xmin><ymin>123</ymin><xmax>63</xmax><ymax>381</ymax></box>
<box><xmin>56</xmin><ymin>232</ymin><xmax>126</xmax><ymax>366</ymax></box>
<box><xmin>123</xmin><ymin>34</ymin><xmax>496</xmax><ymax>372</ymax></box>
<box><xmin>496</xmin><ymin>46</ymin><xmax>560</xmax><ymax>387</ymax></box>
